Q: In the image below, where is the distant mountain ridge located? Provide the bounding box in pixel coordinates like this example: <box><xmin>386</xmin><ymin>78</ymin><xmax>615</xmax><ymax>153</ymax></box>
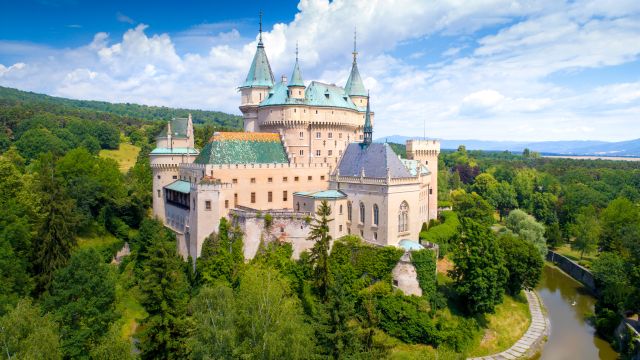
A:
<box><xmin>377</xmin><ymin>135</ymin><xmax>640</xmax><ymax>157</ymax></box>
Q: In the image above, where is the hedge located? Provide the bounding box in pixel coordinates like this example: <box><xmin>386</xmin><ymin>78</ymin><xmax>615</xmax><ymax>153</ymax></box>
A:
<box><xmin>419</xmin><ymin>211</ymin><xmax>460</xmax><ymax>257</ymax></box>
<box><xmin>330</xmin><ymin>235</ymin><xmax>404</xmax><ymax>281</ymax></box>
<box><xmin>411</xmin><ymin>249</ymin><xmax>437</xmax><ymax>300</ymax></box>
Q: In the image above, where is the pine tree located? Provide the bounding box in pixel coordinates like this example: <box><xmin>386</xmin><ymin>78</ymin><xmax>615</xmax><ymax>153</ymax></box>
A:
<box><xmin>138</xmin><ymin>240</ymin><xmax>190</xmax><ymax>359</ymax></box>
<box><xmin>308</xmin><ymin>200</ymin><xmax>333</xmax><ymax>300</ymax></box>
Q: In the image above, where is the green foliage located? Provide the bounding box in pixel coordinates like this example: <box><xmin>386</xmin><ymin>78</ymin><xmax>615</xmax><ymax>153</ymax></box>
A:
<box><xmin>0</xmin><ymin>299</ymin><xmax>62</xmax><ymax>359</ymax></box>
<box><xmin>89</xmin><ymin>325</ymin><xmax>134</xmax><ymax>360</ymax></box>
<box><xmin>450</xmin><ymin>219</ymin><xmax>507</xmax><ymax>315</ymax></box>
<box><xmin>309</xmin><ymin>201</ymin><xmax>333</xmax><ymax>299</ymax></box>
<box><xmin>189</xmin><ymin>266</ymin><xmax>314</xmax><ymax>360</ymax></box>
<box><xmin>419</xmin><ymin>211</ymin><xmax>460</xmax><ymax>257</ymax></box>
<box><xmin>451</xmin><ymin>190</ymin><xmax>495</xmax><ymax>227</ymax></box>
<box><xmin>138</xmin><ymin>240</ymin><xmax>191</xmax><ymax>359</ymax></box>
<box><xmin>44</xmin><ymin>248</ymin><xmax>117</xmax><ymax>358</ymax></box>
<box><xmin>196</xmin><ymin>218</ymin><xmax>244</xmax><ymax>286</ymax></box>
<box><xmin>330</xmin><ymin>235</ymin><xmax>405</xmax><ymax>282</ymax></box>
<box><xmin>388</xmin><ymin>142</ymin><xmax>407</xmax><ymax>158</ymax></box>
<box><xmin>599</xmin><ymin>197</ymin><xmax>640</xmax><ymax>255</ymax></box>
<box><xmin>0</xmin><ymin>237</ymin><xmax>32</xmax><ymax>315</ymax></box>
<box><xmin>411</xmin><ymin>249</ymin><xmax>437</xmax><ymax>300</ymax></box>
<box><xmin>377</xmin><ymin>295</ymin><xmax>435</xmax><ymax>344</ymax></box>
<box><xmin>497</xmin><ymin>233</ymin><xmax>543</xmax><ymax>295</ymax></box>
<box><xmin>591</xmin><ymin>252</ymin><xmax>633</xmax><ymax>311</ymax></box>
<box><xmin>505</xmin><ymin>209</ymin><xmax>547</xmax><ymax>257</ymax></box>
<box><xmin>569</xmin><ymin>205</ymin><xmax>600</xmax><ymax>259</ymax></box>
<box><xmin>15</xmin><ymin>128</ymin><xmax>68</xmax><ymax>161</ymax></box>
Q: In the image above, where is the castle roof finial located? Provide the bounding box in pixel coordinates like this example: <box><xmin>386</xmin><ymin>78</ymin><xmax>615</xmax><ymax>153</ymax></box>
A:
<box><xmin>363</xmin><ymin>90</ymin><xmax>372</xmax><ymax>145</ymax></box>
<box><xmin>259</xmin><ymin>10</ymin><xmax>263</xmax><ymax>44</ymax></box>
<box><xmin>352</xmin><ymin>26</ymin><xmax>358</xmax><ymax>63</ymax></box>
<box><xmin>295</xmin><ymin>41</ymin><xmax>299</xmax><ymax>62</ymax></box>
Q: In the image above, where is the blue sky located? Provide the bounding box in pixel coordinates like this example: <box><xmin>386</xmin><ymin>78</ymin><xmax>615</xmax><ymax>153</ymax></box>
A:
<box><xmin>1</xmin><ymin>0</ymin><xmax>639</xmax><ymax>141</ymax></box>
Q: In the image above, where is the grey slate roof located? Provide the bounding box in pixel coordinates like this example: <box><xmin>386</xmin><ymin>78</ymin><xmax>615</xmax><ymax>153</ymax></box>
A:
<box><xmin>336</xmin><ymin>143</ymin><xmax>412</xmax><ymax>178</ymax></box>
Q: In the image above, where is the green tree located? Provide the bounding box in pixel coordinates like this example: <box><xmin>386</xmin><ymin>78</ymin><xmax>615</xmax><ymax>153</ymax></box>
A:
<box><xmin>545</xmin><ymin>222</ymin><xmax>564</xmax><ymax>249</ymax></box>
<box><xmin>493</xmin><ymin>181</ymin><xmax>518</xmax><ymax>221</ymax></box>
<box><xmin>497</xmin><ymin>233</ymin><xmax>543</xmax><ymax>295</ymax></box>
<box><xmin>591</xmin><ymin>252</ymin><xmax>632</xmax><ymax>312</ymax></box>
<box><xmin>505</xmin><ymin>209</ymin><xmax>547</xmax><ymax>257</ymax></box>
<box><xmin>451</xmin><ymin>190</ymin><xmax>495</xmax><ymax>227</ymax></box>
<box><xmin>197</xmin><ymin>218</ymin><xmax>244</xmax><ymax>286</ymax></box>
<box><xmin>570</xmin><ymin>206</ymin><xmax>600</xmax><ymax>259</ymax></box>
<box><xmin>89</xmin><ymin>325</ymin><xmax>134</xmax><ymax>360</ymax></box>
<box><xmin>44</xmin><ymin>248</ymin><xmax>117</xmax><ymax>358</ymax></box>
<box><xmin>309</xmin><ymin>200</ymin><xmax>333</xmax><ymax>300</ymax></box>
<box><xmin>599</xmin><ymin>197</ymin><xmax>640</xmax><ymax>255</ymax></box>
<box><xmin>471</xmin><ymin>173</ymin><xmax>498</xmax><ymax>200</ymax></box>
<box><xmin>31</xmin><ymin>153</ymin><xmax>80</xmax><ymax>292</ymax></box>
<box><xmin>189</xmin><ymin>266</ymin><xmax>314</xmax><ymax>360</ymax></box>
<box><xmin>138</xmin><ymin>240</ymin><xmax>190</xmax><ymax>359</ymax></box>
<box><xmin>15</xmin><ymin>128</ymin><xmax>67</xmax><ymax>161</ymax></box>
<box><xmin>0</xmin><ymin>299</ymin><xmax>61</xmax><ymax>359</ymax></box>
<box><xmin>449</xmin><ymin>219</ymin><xmax>507</xmax><ymax>315</ymax></box>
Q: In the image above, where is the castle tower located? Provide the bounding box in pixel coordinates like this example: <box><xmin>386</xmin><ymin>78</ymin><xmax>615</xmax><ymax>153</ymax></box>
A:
<box><xmin>239</xmin><ymin>12</ymin><xmax>275</xmax><ymax>132</ymax></box>
<box><xmin>406</xmin><ymin>139</ymin><xmax>440</xmax><ymax>220</ymax></box>
<box><xmin>288</xmin><ymin>43</ymin><xmax>305</xmax><ymax>99</ymax></box>
<box><xmin>344</xmin><ymin>30</ymin><xmax>368</xmax><ymax>108</ymax></box>
<box><xmin>150</xmin><ymin>117</ymin><xmax>198</xmax><ymax>222</ymax></box>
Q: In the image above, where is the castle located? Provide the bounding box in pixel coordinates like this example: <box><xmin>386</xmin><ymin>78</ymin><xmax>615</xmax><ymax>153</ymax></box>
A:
<box><xmin>150</xmin><ymin>25</ymin><xmax>440</xmax><ymax>261</ymax></box>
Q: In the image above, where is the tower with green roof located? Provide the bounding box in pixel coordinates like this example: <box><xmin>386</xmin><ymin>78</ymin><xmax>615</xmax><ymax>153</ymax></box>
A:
<box><xmin>239</xmin><ymin>11</ymin><xmax>275</xmax><ymax>132</ymax></box>
<box><xmin>288</xmin><ymin>43</ymin><xmax>305</xmax><ymax>99</ymax></box>
<box><xmin>344</xmin><ymin>30</ymin><xmax>368</xmax><ymax>108</ymax></box>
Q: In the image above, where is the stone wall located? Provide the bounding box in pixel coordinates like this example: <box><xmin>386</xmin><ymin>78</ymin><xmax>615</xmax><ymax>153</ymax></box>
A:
<box><xmin>546</xmin><ymin>251</ymin><xmax>597</xmax><ymax>292</ymax></box>
<box><xmin>392</xmin><ymin>252</ymin><xmax>422</xmax><ymax>296</ymax></box>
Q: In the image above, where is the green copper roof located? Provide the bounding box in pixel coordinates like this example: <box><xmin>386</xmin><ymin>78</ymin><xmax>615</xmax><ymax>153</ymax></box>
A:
<box><xmin>294</xmin><ymin>190</ymin><xmax>347</xmax><ymax>199</ymax></box>
<box><xmin>150</xmin><ymin>147</ymin><xmax>199</xmax><ymax>155</ymax></box>
<box><xmin>157</xmin><ymin>117</ymin><xmax>189</xmax><ymax>139</ymax></box>
<box><xmin>260</xmin><ymin>80</ymin><xmax>361</xmax><ymax>111</ymax></box>
<box><xmin>194</xmin><ymin>136</ymin><xmax>288</xmax><ymax>165</ymax></box>
<box><xmin>165</xmin><ymin>180</ymin><xmax>191</xmax><ymax>194</ymax></box>
<box><xmin>400</xmin><ymin>159</ymin><xmax>431</xmax><ymax>176</ymax></box>
<box><xmin>241</xmin><ymin>42</ymin><xmax>275</xmax><ymax>88</ymax></box>
<box><xmin>288</xmin><ymin>59</ymin><xmax>304</xmax><ymax>87</ymax></box>
<box><xmin>345</xmin><ymin>61</ymin><xmax>367</xmax><ymax>97</ymax></box>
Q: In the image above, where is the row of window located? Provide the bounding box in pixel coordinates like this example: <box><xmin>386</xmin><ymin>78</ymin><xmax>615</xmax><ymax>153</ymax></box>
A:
<box><xmin>240</xmin><ymin>175</ymin><xmax>324</xmax><ymax>184</ymax></box>
<box><xmin>346</xmin><ymin>201</ymin><xmax>410</xmax><ymax>232</ymax></box>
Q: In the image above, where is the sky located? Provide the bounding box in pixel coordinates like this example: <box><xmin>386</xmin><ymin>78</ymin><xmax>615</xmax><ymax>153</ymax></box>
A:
<box><xmin>1</xmin><ymin>0</ymin><xmax>639</xmax><ymax>141</ymax></box>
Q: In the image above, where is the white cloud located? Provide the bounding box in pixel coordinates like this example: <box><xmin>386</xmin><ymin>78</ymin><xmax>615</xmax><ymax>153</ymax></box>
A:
<box><xmin>116</xmin><ymin>12</ymin><xmax>135</xmax><ymax>24</ymax></box>
<box><xmin>1</xmin><ymin>0</ymin><xmax>640</xmax><ymax>141</ymax></box>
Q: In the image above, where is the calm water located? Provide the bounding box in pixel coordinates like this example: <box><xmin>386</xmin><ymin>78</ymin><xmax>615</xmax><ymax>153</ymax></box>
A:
<box><xmin>536</xmin><ymin>265</ymin><xmax>618</xmax><ymax>360</ymax></box>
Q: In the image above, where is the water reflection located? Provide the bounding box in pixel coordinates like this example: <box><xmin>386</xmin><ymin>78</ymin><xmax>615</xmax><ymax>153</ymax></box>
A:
<box><xmin>536</xmin><ymin>265</ymin><xmax>617</xmax><ymax>360</ymax></box>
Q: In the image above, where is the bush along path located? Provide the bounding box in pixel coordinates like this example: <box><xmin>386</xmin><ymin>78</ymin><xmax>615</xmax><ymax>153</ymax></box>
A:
<box><xmin>469</xmin><ymin>291</ymin><xmax>549</xmax><ymax>360</ymax></box>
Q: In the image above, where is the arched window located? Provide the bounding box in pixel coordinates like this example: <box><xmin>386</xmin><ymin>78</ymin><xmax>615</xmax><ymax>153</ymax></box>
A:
<box><xmin>339</xmin><ymin>204</ymin><xmax>343</xmax><ymax>214</ymax></box>
<box><xmin>347</xmin><ymin>202</ymin><xmax>352</xmax><ymax>221</ymax></box>
<box><xmin>373</xmin><ymin>204</ymin><xmax>379</xmax><ymax>226</ymax></box>
<box><xmin>398</xmin><ymin>201</ymin><xmax>409</xmax><ymax>232</ymax></box>
<box><xmin>359</xmin><ymin>202</ymin><xmax>365</xmax><ymax>224</ymax></box>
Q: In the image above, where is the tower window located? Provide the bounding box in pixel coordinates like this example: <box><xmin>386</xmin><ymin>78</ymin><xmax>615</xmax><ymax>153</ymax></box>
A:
<box><xmin>328</xmin><ymin>132</ymin><xmax>333</xmax><ymax>139</ymax></box>
<box><xmin>251</xmin><ymin>178</ymin><xmax>256</xmax><ymax>183</ymax></box>
<box><xmin>268</xmin><ymin>177</ymin><xmax>273</xmax><ymax>183</ymax></box>
<box><xmin>157</xmin><ymin>175</ymin><xmax>160</xmax><ymax>179</ymax></box>
<box><xmin>283</xmin><ymin>191</ymin><xmax>288</xmax><ymax>201</ymax></box>
<box><xmin>359</xmin><ymin>202</ymin><xmax>365</xmax><ymax>224</ymax></box>
<box><xmin>299</xmin><ymin>150</ymin><xmax>304</xmax><ymax>156</ymax></box>
<box><xmin>232</xmin><ymin>178</ymin><xmax>238</xmax><ymax>184</ymax></box>
<box><xmin>157</xmin><ymin>190</ymin><xmax>161</xmax><ymax>198</ymax></box>
<box><xmin>299</xmin><ymin>131</ymin><xmax>304</xmax><ymax>138</ymax></box>
<box><xmin>373</xmin><ymin>204</ymin><xmax>379</xmax><ymax>225</ymax></box>
<box><xmin>328</xmin><ymin>150</ymin><xmax>333</xmax><ymax>156</ymax></box>
<box><xmin>294</xmin><ymin>176</ymin><xmax>299</xmax><ymax>182</ymax></box>
<box><xmin>205</xmin><ymin>201</ymin><xmax>211</xmax><ymax>210</ymax></box>
<box><xmin>347</xmin><ymin>202</ymin><xmax>352</xmax><ymax>221</ymax></box>
<box><xmin>283</xmin><ymin>176</ymin><xmax>288</xmax><ymax>182</ymax></box>
<box><xmin>268</xmin><ymin>191</ymin><xmax>273</xmax><ymax>202</ymax></box>
<box><xmin>308</xmin><ymin>176</ymin><xmax>313</xmax><ymax>181</ymax></box>
<box><xmin>251</xmin><ymin>192</ymin><xmax>256</xmax><ymax>203</ymax></box>
<box><xmin>225</xmin><ymin>200</ymin><xmax>229</xmax><ymax>208</ymax></box>
<box><xmin>316</xmin><ymin>150</ymin><xmax>321</xmax><ymax>157</ymax></box>
<box><xmin>321</xmin><ymin>175</ymin><xmax>325</xmax><ymax>180</ymax></box>
<box><xmin>398</xmin><ymin>201</ymin><xmax>409</xmax><ymax>232</ymax></box>
<box><xmin>316</xmin><ymin>132</ymin><xmax>321</xmax><ymax>139</ymax></box>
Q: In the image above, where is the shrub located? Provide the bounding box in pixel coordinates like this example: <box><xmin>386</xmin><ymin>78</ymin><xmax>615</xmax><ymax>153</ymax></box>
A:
<box><xmin>419</xmin><ymin>211</ymin><xmax>460</xmax><ymax>257</ymax></box>
<box><xmin>330</xmin><ymin>236</ymin><xmax>404</xmax><ymax>281</ymax></box>
<box><xmin>411</xmin><ymin>249</ymin><xmax>437</xmax><ymax>300</ymax></box>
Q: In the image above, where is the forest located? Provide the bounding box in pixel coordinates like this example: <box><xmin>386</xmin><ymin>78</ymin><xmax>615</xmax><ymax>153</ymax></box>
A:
<box><xmin>1</xmin><ymin>86</ymin><xmax>639</xmax><ymax>359</ymax></box>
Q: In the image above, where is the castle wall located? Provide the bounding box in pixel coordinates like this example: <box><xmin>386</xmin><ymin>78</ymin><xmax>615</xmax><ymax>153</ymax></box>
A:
<box><xmin>406</xmin><ymin>140</ymin><xmax>440</xmax><ymax>220</ymax></box>
<box><xmin>392</xmin><ymin>252</ymin><xmax>423</xmax><ymax>296</ymax></box>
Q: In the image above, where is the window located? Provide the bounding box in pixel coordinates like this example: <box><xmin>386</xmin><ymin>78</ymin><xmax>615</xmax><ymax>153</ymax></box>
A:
<box><xmin>157</xmin><ymin>190</ymin><xmax>161</xmax><ymax>198</ymax></box>
<box><xmin>339</xmin><ymin>133</ymin><xmax>342</xmax><ymax>139</ymax></box>
<box><xmin>347</xmin><ymin>202</ymin><xmax>352</xmax><ymax>221</ymax></box>
<box><xmin>328</xmin><ymin>132</ymin><xmax>333</xmax><ymax>139</ymax></box>
<box><xmin>234</xmin><ymin>193</ymin><xmax>238</xmax><ymax>207</ymax></box>
<box><xmin>283</xmin><ymin>176</ymin><xmax>288</xmax><ymax>182</ymax></box>
<box><xmin>316</xmin><ymin>132</ymin><xmax>321</xmax><ymax>139</ymax></box>
<box><xmin>296</xmin><ymin>202</ymin><xmax>300</xmax><ymax>211</ymax></box>
<box><xmin>205</xmin><ymin>200</ymin><xmax>211</xmax><ymax>210</ymax></box>
<box><xmin>225</xmin><ymin>200</ymin><xmax>229</xmax><ymax>209</ymax></box>
<box><xmin>299</xmin><ymin>131</ymin><xmax>304</xmax><ymax>138</ymax></box>
<box><xmin>359</xmin><ymin>202</ymin><xmax>365</xmax><ymax>224</ymax></box>
<box><xmin>315</xmin><ymin>110</ymin><xmax>318</xmax><ymax>114</ymax></box>
<box><xmin>374</xmin><ymin>232</ymin><xmax>378</xmax><ymax>240</ymax></box>
<box><xmin>321</xmin><ymin>175</ymin><xmax>325</xmax><ymax>180</ymax></box>
<box><xmin>294</xmin><ymin>108</ymin><xmax>296</xmax><ymax>113</ymax></box>
<box><xmin>359</xmin><ymin>135</ymin><xmax>363</xmax><ymax>140</ymax></box>
<box><xmin>316</xmin><ymin>150</ymin><xmax>321</xmax><ymax>157</ymax></box>
<box><xmin>339</xmin><ymin>204</ymin><xmax>343</xmax><ymax>214</ymax></box>
<box><xmin>339</xmin><ymin>224</ymin><xmax>343</xmax><ymax>232</ymax></box>
<box><xmin>429</xmin><ymin>188</ymin><xmax>433</xmax><ymax>195</ymax></box>
<box><xmin>360</xmin><ymin>230</ymin><xmax>364</xmax><ymax>237</ymax></box>
<box><xmin>283</xmin><ymin>191</ymin><xmax>288</xmax><ymax>201</ymax></box>
<box><xmin>308</xmin><ymin>176</ymin><xmax>312</xmax><ymax>181</ymax></box>
<box><xmin>295</xmin><ymin>176</ymin><xmax>299</xmax><ymax>182</ymax></box>
<box><xmin>398</xmin><ymin>201</ymin><xmax>409</xmax><ymax>232</ymax></box>
<box><xmin>250</xmin><ymin>178</ymin><xmax>256</xmax><ymax>183</ymax></box>
<box><xmin>268</xmin><ymin>191</ymin><xmax>273</xmax><ymax>202</ymax></box>
<box><xmin>251</xmin><ymin>192</ymin><xmax>256</xmax><ymax>203</ymax></box>
<box><xmin>299</xmin><ymin>150</ymin><xmax>304</xmax><ymax>156</ymax></box>
<box><xmin>268</xmin><ymin>177</ymin><xmax>273</xmax><ymax>183</ymax></box>
<box><xmin>328</xmin><ymin>150</ymin><xmax>333</xmax><ymax>156</ymax></box>
<box><xmin>157</xmin><ymin>175</ymin><xmax>160</xmax><ymax>179</ymax></box>
<box><xmin>172</xmin><ymin>175</ymin><xmax>177</xmax><ymax>179</ymax></box>
<box><xmin>232</xmin><ymin>178</ymin><xmax>238</xmax><ymax>184</ymax></box>
<box><xmin>373</xmin><ymin>204</ymin><xmax>379</xmax><ymax>226</ymax></box>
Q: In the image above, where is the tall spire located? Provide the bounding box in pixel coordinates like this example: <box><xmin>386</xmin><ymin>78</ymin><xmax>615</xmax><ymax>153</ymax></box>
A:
<box><xmin>288</xmin><ymin>42</ymin><xmax>304</xmax><ymax>87</ymax></box>
<box><xmin>240</xmin><ymin>11</ymin><xmax>275</xmax><ymax>88</ymax></box>
<box><xmin>363</xmin><ymin>91</ymin><xmax>372</xmax><ymax>145</ymax></box>
<box><xmin>345</xmin><ymin>26</ymin><xmax>367</xmax><ymax>97</ymax></box>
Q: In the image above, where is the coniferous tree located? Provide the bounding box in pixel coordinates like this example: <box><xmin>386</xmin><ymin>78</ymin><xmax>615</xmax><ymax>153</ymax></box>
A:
<box><xmin>308</xmin><ymin>200</ymin><xmax>333</xmax><ymax>300</ymax></box>
<box><xmin>138</xmin><ymin>240</ymin><xmax>190</xmax><ymax>359</ymax></box>
<box><xmin>31</xmin><ymin>153</ymin><xmax>79</xmax><ymax>293</ymax></box>
<box><xmin>196</xmin><ymin>218</ymin><xmax>244</xmax><ymax>286</ymax></box>
<box><xmin>450</xmin><ymin>219</ymin><xmax>508</xmax><ymax>315</ymax></box>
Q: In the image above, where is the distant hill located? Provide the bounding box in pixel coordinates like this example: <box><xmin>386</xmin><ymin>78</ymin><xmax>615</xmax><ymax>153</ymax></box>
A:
<box><xmin>0</xmin><ymin>86</ymin><xmax>243</xmax><ymax>128</ymax></box>
<box><xmin>377</xmin><ymin>135</ymin><xmax>640</xmax><ymax>157</ymax></box>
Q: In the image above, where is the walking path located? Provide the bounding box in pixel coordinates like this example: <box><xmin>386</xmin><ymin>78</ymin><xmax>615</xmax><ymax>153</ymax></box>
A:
<box><xmin>469</xmin><ymin>290</ymin><xmax>548</xmax><ymax>360</ymax></box>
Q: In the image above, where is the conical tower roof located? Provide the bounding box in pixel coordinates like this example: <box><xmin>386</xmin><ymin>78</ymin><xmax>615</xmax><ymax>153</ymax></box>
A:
<box><xmin>288</xmin><ymin>46</ymin><xmax>304</xmax><ymax>87</ymax></box>
<box><xmin>345</xmin><ymin>31</ymin><xmax>367</xmax><ymax>97</ymax></box>
<box><xmin>241</xmin><ymin>16</ymin><xmax>275</xmax><ymax>88</ymax></box>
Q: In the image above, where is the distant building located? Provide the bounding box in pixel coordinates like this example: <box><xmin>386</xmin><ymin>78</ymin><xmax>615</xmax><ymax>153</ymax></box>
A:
<box><xmin>150</xmin><ymin>23</ymin><xmax>440</xmax><ymax>261</ymax></box>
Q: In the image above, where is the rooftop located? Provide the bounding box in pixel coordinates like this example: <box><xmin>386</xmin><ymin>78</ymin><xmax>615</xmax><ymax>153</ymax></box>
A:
<box><xmin>400</xmin><ymin>159</ymin><xmax>431</xmax><ymax>176</ymax></box>
<box><xmin>294</xmin><ymin>190</ymin><xmax>347</xmax><ymax>199</ymax></box>
<box><xmin>336</xmin><ymin>142</ymin><xmax>412</xmax><ymax>178</ymax></box>
<box><xmin>259</xmin><ymin>80</ymin><xmax>364</xmax><ymax>111</ymax></box>
<box><xmin>150</xmin><ymin>147</ymin><xmax>199</xmax><ymax>155</ymax></box>
<box><xmin>194</xmin><ymin>132</ymin><xmax>288</xmax><ymax>165</ymax></box>
<box><xmin>164</xmin><ymin>180</ymin><xmax>191</xmax><ymax>194</ymax></box>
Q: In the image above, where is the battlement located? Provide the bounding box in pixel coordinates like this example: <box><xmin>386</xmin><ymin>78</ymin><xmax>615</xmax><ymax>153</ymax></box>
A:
<box><xmin>406</xmin><ymin>139</ymin><xmax>441</xmax><ymax>153</ymax></box>
<box><xmin>330</xmin><ymin>174</ymin><xmax>421</xmax><ymax>185</ymax></box>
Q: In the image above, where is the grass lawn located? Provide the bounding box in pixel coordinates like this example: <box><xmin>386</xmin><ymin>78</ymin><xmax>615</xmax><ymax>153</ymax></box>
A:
<box><xmin>99</xmin><ymin>143</ymin><xmax>140</xmax><ymax>172</ymax></box>
<box><xmin>554</xmin><ymin>244</ymin><xmax>597</xmax><ymax>268</ymax></box>
<box><xmin>115</xmin><ymin>274</ymin><xmax>147</xmax><ymax>340</ymax></box>
<box><xmin>466</xmin><ymin>292</ymin><xmax>531</xmax><ymax>357</ymax></box>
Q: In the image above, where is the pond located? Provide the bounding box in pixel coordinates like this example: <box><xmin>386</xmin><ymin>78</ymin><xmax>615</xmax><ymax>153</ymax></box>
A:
<box><xmin>535</xmin><ymin>264</ymin><xmax>618</xmax><ymax>359</ymax></box>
